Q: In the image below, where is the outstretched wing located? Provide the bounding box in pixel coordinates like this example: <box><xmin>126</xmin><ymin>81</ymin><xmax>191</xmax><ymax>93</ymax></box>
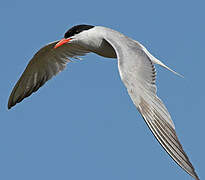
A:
<box><xmin>105</xmin><ymin>37</ymin><xmax>199</xmax><ymax>180</ymax></box>
<box><xmin>8</xmin><ymin>41</ymin><xmax>90</xmax><ymax>109</ymax></box>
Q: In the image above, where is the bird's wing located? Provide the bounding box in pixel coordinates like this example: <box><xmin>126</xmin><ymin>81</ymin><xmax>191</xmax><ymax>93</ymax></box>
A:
<box><xmin>8</xmin><ymin>41</ymin><xmax>90</xmax><ymax>109</ymax></box>
<box><xmin>104</xmin><ymin>37</ymin><xmax>199</xmax><ymax>180</ymax></box>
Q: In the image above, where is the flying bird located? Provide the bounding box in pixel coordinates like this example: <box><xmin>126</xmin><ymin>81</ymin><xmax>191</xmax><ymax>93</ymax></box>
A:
<box><xmin>8</xmin><ymin>24</ymin><xmax>199</xmax><ymax>179</ymax></box>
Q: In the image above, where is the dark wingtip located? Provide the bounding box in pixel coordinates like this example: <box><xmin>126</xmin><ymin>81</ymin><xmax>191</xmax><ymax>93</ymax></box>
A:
<box><xmin>8</xmin><ymin>99</ymin><xmax>15</xmax><ymax>110</ymax></box>
<box><xmin>8</xmin><ymin>104</ymin><xmax>13</xmax><ymax>110</ymax></box>
<box><xmin>193</xmin><ymin>171</ymin><xmax>200</xmax><ymax>180</ymax></box>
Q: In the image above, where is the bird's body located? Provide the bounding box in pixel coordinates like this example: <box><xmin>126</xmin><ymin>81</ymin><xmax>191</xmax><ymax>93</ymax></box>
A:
<box><xmin>8</xmin><ymin>25</ymin><xmax>199</xmax><ymax>179</ymax></box>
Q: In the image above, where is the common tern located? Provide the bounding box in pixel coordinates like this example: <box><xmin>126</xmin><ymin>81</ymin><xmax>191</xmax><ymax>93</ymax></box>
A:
<box><xmin>8</xmin><ymin>24</ymin><xmax>199</xmax><ymax>179</ymax></box>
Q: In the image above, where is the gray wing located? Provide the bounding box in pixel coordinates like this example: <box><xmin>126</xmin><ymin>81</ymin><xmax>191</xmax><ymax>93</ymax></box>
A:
<box><xmin>105</xmin><ymin>37</ymin><xmax>199</xmax><ymax>180</ymax></box>
<box><xmin>8</xmin><ymin>41</ymin><xmax>90</xmax><ymax>109</ymax></box>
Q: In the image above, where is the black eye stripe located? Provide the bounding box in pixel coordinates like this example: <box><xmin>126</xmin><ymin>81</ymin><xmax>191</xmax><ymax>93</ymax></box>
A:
<box><xmin>64</xmin><ymin>24</ymin><xmax>94</xmax><ymax>38</ymax></box>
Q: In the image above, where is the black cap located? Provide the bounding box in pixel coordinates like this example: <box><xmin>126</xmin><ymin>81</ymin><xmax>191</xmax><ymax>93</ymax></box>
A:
<box><xmin>64</xmin><ymin>24</ymin><xmax>95</xmax><ymax>38</ymax></box>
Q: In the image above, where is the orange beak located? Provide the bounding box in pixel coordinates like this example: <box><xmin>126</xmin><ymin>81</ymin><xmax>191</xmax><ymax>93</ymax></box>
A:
<box><xmin>54</xmin><ymin>38</ymin><xmax>72</xmax><ymax>48</ymax></box>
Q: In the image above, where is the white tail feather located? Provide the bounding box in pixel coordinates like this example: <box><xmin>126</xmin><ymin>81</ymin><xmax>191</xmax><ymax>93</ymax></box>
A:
<box><xmin>138</xmin><ymin>42</ymin><xmax>184</xmax><ymax>78</ymax></box>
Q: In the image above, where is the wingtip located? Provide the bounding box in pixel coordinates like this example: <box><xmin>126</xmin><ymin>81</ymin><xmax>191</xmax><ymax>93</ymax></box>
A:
<box><xmin>7</xmin><ymin>105</ymin><xmax>12</xmax><ymax>110</ymax></box>
<box><xmin>192</xmin><ymin>170</ymin><xmax>200</xmax><ymax>180</ymax></box>
<box><xmin>8</xmin><ymin>92</ymin><xmax>15</xmax><ymax>110</ymax></box>
<box><xmin>7</xmin><ymin>101</ymin><xmax>14</xmax><ymax>110</ymax></box>
<box><xmin>138</xmin><ymin>97</ymin><xmax>199</xmax><ymax>180</ymax></box>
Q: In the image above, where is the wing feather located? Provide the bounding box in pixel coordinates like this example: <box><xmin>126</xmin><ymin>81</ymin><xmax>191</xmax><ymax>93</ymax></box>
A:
<box><xmin>8</xmin><ymin>41</ymin><xmax>90</xmax><ymax>109</ymax></box>
<box><xmin>105</xmin><ymin>36</ymin><xmax>199</xmax><ymax>180</ymax></box>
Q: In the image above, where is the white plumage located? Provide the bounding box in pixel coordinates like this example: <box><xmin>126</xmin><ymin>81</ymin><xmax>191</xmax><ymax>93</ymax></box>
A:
<box><xmin>8</xmin><ymin>25</ymin><xmax>199</xmax><ymax>180</ymax></box>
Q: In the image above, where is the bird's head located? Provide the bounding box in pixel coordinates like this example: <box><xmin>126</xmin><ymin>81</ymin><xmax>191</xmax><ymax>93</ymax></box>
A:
<box><xmin>54</xmin><ymin>24</ymin><xmax>95</xmax><ymax>48</ymax></box>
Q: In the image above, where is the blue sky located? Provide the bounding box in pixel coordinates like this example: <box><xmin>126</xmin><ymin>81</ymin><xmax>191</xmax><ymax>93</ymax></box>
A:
<box><xmin>0</xmin><ymin>0</ymin><xmax>204</xmax><ymax>179</ymax></box>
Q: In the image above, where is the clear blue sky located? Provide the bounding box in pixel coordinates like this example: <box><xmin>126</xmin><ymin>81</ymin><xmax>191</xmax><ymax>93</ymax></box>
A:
<box><xmin>0</xmin><ymin>0</ymin><xmax>204</xmax><ymax>179</ymax></box>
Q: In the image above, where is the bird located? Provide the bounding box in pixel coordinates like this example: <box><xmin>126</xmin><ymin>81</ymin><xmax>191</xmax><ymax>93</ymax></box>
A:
<box><xmin>8</xmin><ymin>24</ymin><xmax>199</xmax><ymax>179</ymax></box>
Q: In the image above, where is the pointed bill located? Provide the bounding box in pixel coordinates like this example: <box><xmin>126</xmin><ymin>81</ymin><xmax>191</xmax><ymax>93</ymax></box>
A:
<box><xmin>54</xmin><ymin>38</ymin><xmax>71</xmax><ymax>48</ymax></box>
